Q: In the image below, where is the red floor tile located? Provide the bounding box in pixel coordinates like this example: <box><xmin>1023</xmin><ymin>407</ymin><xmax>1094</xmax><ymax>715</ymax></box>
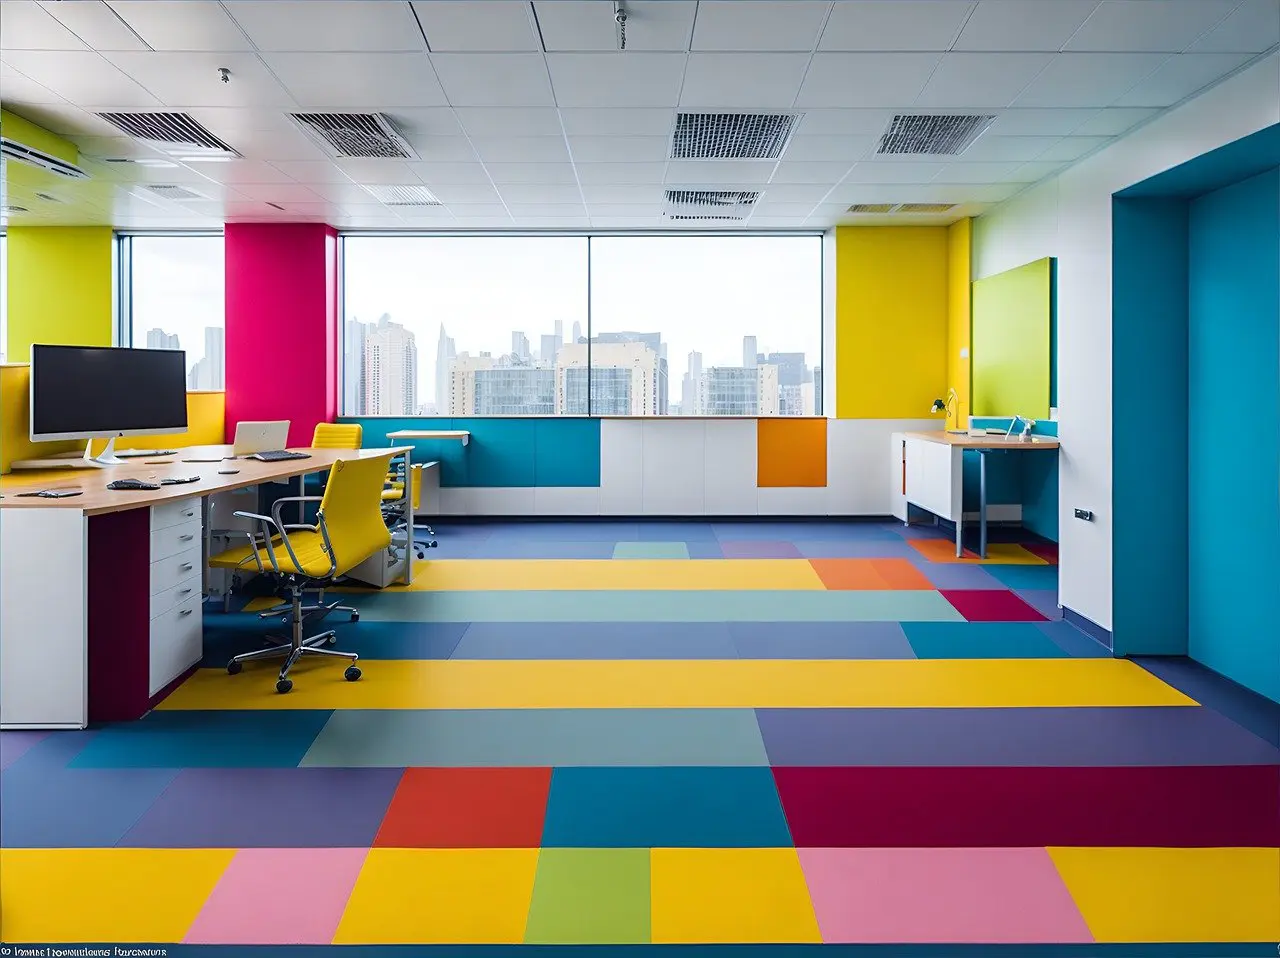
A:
<box><xmin>941</xmin><ymin>589</ymin><xmax>1048</xmax><ymax>622</ymax></box>
<box><xmin>374</xmin><ymin>767</ymin><xmax>552</xmax><ymax>848</ymax></box>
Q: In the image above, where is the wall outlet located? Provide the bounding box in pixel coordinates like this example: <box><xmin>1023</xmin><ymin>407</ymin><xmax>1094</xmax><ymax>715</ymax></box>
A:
<box><xmin>1073</xmin><ymin>508</ymin><xmax>1094</xmax><ymax>521</ymax></box>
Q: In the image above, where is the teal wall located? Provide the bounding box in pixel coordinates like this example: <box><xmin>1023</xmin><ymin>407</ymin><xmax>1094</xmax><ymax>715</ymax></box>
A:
<box><xmin>963</xmin><ymin>418</ymin><xmax>1059</xmax><ymax>542</ymax></box>
<box><xmin>1111</xmin><ymin>197</ymin><xmax>1190</xmax><ymax>657</ymax></box>
<box><xmin>1187</xmin><ymin>168</ymin><xmax>1280</xmax><ymax>702</ymax></box>
<box><xmin>344</xmin><ymin>417</ymin><xmax>601</xmax><ymax>488</ymax></box>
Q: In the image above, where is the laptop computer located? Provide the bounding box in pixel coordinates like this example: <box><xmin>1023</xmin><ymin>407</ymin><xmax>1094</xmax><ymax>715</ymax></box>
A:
<box><xmin>182</xmin><ymin>420</ymin><xmax>292</xmax><ymax>462</ymax></box>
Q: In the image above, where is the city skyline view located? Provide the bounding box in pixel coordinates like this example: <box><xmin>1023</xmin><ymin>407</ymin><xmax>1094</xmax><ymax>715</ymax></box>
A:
<box><xmin>127</xmin><ymin>235</ymin><xmax>225</xmax><ymax>388</ymax></box>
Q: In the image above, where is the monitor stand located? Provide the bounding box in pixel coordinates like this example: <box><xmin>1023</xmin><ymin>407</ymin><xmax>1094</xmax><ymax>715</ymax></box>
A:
<box><xmin>81</xmin><ymin>436</ymin><xmax>125</xmax><ymax>468</ymax></box>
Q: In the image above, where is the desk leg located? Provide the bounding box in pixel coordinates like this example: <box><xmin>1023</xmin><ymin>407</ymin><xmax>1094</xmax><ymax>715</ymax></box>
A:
<box><xmin>978</xmin><ymin>450</ymin><xmax>988</xmax><ymax>559</ymax></box>
<box><xmin>955</xmin><ymin>514</ymin><xmax>963</xmax><ymax>557</ymax></box>
<box><xmin>401</xmin><ymin>448</ymin><xmax>413</xmax><ymax>586</ymax></box>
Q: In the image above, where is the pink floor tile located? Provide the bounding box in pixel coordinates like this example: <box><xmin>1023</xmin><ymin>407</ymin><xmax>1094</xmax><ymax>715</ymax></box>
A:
<box><xmin>798</xmin><ymin>847</ymin><xmax>1093</xmax><ymax>944</ymax></box>
<box><xmin>185</xmin><ymin>847</ymin><xmax>368</xmax><ymax>944</ymax></box>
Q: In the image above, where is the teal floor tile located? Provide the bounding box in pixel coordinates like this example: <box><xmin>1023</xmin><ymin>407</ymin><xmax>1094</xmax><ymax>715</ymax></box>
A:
<box><xmin>612</xmin><ymin>541</ymin><xmax>690</xmax><ymax>559</ymax></box>
<box><xmin>901</xmin><ymin>622</ymin><xmax>1070</xmax><ymax>659</ymax></box>
<box><xmin>300</xmin><ymin>709</ymin><xmax>770</xmax><ymax>767</ymax></box>
<box><xmin>983</xmin><ymin>564</ymin><xmax>1061</xmax><ymax>591</ymax></box>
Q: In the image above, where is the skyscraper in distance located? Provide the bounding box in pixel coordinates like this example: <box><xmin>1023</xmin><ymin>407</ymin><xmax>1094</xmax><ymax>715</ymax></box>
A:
<box><xmin>147</xmin><ymin>328</ymin><xmax>180</xmax><ymax>350</ymax></box>
<box><xmin>366</xmin><ymin>314</ymin><xmax>418</xmax><ymax>416</ymax></box>
<box><xmin>435</xmin><ymin>324</ymin><xmax>456</xmax><ymax>417</ymax></box>
<box><xmin>742</xmin><ymin>335</ymin><xmax>758</xmax><ymax>368</ymax></box>
<box><xmin>572</xmin><ymin>320</ymin><xmax>582</xmax><ymax>344</ymax></box>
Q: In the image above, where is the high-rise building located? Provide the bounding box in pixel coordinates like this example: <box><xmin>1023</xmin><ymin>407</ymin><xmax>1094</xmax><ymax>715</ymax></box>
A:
<box><xmin>475</xmin><ymin>366</ymin><xmax>555</xmax><ymax>415</ymax></box>
<box><xmin>539</xmin><ymin>334</ymin><xmax>559</xmax><ymax>364</ymax></box>
<box><xmin>434</xmin><ymin>325</ymin><xmax>456</xmax><ymax>417</ymax></box>
<box><xmin>683</xmin><ymin>350</ymin><xmax>703</xmax><ymax>415</ymax></box>
<box><xmin>447</xmin><ymin>354</ymin><xmax>490</xmax><ymax>415</ymax></box>
<box><xmin>592</xmin><ymin>331</ymin><xmax>668</xmax><ymax>414</ymax></box>
<box><xmin>813</xmin><ymin>366</ymin><xmax>823</xmax><ymax>415</ymax></box>
<box><xmin>554</xmin><ymin>320</ymin><xmax>563</xmax><ymax>347</ymax></box>
<box><xmin>511</xmin><ymin>331</ymin><xmax>531</xmax><ymax>362</ymax></box>
<box><xmin>187</xmin><ymin>326</ymin><xmax>225</xmax><ymax>390</ymax></box>
<box><xmin>742</xmin><ymin>335</ymin><xmax>758</xmax><ymax>368</ymax></box>
<box><xmin>344</xmin><ymin>318</ymin><xmax>369</xmax><ymax>414</ymax></box>
<box><xmin>572</xmin><ymin>321</ymin><xmax>582</xmax><ymax>344</ymax></box>
<box><xmin>147</xmin><ymin>328</ymin><xmax>179</xmax><ymax>350</ymax></box>
<box><xmin>365</xmin><ymin>314</ymin><xmax>417</xmax><ymax>416</ymax></box>
<box><xmin>765</xmin><ymin>351</ymin><xmax>809</xmax><ymax>415</ymax></box>
<box><xmin>698</xmin><ymin>364</ymin><xmax>780</xmax><ymax>416</ymax></box>
<box><xmin>558</xmin><ymin>341</ymin><xmax>660</xmax><ymax>415</ymax></box>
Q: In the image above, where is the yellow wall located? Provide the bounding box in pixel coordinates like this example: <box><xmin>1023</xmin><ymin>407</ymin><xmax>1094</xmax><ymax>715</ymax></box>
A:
<box><xmin>0</xmin><ymin>363</ymin><xmax>226</xmax><ymax>473</ymax></box>
<box><xmin>946</xmin><ymin>218</ymin><xmax>973</xmax><ymax>430</ymax></box>
<box><xmin>0</xmin><ymin>109</ymin><xmax>79</xmax><ymax>164</ymax></box>
<box><xmin>5</xmin><ymin>226</ymin><xmax>114</xmax><ymax>363</ymax></box>
<box><xmin>834</xmin><ymin>226</ymin><xmax>950</xmax><ymax>419</ymax></box>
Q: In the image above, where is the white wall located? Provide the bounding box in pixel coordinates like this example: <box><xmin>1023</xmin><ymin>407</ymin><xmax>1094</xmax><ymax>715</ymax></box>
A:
<box><xmin>973</xmin><ymin>52</ymin><xmax>1280</xmax><ymax>631</ymax></box>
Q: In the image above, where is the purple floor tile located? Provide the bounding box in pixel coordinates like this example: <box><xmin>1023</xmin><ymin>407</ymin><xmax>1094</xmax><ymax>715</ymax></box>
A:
<box><xmin>1136</xmin><ymin>656</ymin><xmax>1280</xmax><ymax>748</ymax></box>
<box><xmin>729</xmin><ymin>622</ymin><xmax>915</xmax><ymax>659</ymax></box>
<box><xmin>908</xmin><ymin>561</ymin><xmax>1004</xmax><ymax>589</ymax></box>
<box><xmin>1018</xmin><ymin>590</ymin><xmax>1063</xmax><ymax>620</ymax></box>
<box><xmin>794</xmin><ymin>539</ymin><xmax>918</xmax><ymax>559</ymax></box>
<box><xmin>121</xmin><ymin>767</ymin><xmax>403</xmax><ymax>847</ymax></box>
<box><xmin>715</xmin><ymin>522</ymin><xmax>897</xmax><ymax>542</ymax></box>
<box><xmin>1037</xmin><ymin>621</ymin><xmax>1111</xmax><ymax>658</ymax></box>
<box><xmin>720</xmin><ymin>540</ymin><xmax>804</xmax><ymax>559</ymax></box>
<box><xmin>2</xmin><ymin>730</ymin><xmax>98</xmax><ymax>771</ymax></box>
<box><xmin>467</xmin><ymin>540</ymin><xmax>618</xmax><ymax>559</ymax></box>
<box><xmin>757</xmin><ymin>707</ymin><xmax>1280</xmax><ymax>766</ymax></box>
<box><xmin>0</xmin><ymin>731</ymin><xmax>51</xmax><ymax>771</ymax></box>
<box><xmin>2</xmin><ymin>765</ymin><xmax>179</xmax><ymax>847</ymax></box>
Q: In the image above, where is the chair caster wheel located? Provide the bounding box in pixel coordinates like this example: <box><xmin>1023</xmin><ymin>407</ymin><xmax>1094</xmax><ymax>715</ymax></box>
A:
<box><xmin>344</xmin><ymin>666</ymin><xmax>361</xmax><ymax>682</ymax></box>
<box><xmin>429</xmin><ymin>540</ymin><xmax>438</xmax><ymax>548</ymax></box>
<box><xmin>227</xmin><ymin>660</ymin><xmax>242</xmax><ymax>675</ymax></box>
<box><xmin>276</xmin><ymin>678</ymin><xmax>293</xmax><ymax>694</ymax></box>
<box><xmin>328</xmin><ymin>633</ymin><xmax>338</xmax><ymax>644</ymax></box>
<box><xmin>350</xmin><ymin>610</ymin><xmax>360</xmax><ymax>622</ymax></box>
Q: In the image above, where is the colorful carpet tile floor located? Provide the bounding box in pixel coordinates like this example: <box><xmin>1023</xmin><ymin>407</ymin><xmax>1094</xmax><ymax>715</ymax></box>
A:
<box><xmin>2</xmin><ymin>520</ymin><xmax>1279</xmax><ymax>952</ymax></box>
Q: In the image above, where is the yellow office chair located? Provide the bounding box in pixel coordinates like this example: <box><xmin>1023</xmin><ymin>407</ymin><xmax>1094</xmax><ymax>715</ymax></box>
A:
<box><xmin>208</xmin><ymin>452</ymin><xmax>394</xmax><ymax>693</ymax></box>
<box><xmin>312</xmin><ymin>422</ymin><xmax>363</xmax><ymax>449</ymax></box>
<box><xmin>382</xmin><ymin>463</ymin><xmax>436</xmax><ymax>557</ymax></box>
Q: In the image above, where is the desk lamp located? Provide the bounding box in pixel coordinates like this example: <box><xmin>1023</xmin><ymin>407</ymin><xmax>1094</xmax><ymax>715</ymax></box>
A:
<box><xmin>930</xmin><ymin>389</ymin><xmax>964</xmax><ymax>433</ymax></box>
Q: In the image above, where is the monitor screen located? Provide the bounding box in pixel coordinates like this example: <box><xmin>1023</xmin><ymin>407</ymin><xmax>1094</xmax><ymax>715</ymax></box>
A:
<box><xmin>30</xmin><ymin>344</ymin><xmax>189</xmax><ymax>440</ymax></box>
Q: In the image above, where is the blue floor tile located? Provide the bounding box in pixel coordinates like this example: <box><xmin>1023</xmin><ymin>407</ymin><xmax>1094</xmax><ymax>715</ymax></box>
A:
<box><xmin>68</xmin><ymin>710</ymin><xmax>333</xmax><ymax>768</ymax></box>
<box><xmin>902</xmin><ymin>622</ymin><xmax>1069</xmax><ymax>658</ymax></box>
<box><xmin>636</xmin><ymin>522</ymin><xmax>719</xmax><ymax>542</ymax></box>
<box><xmin>1</xmin><ymin>764</ymin><xmax>179</xmax><ymax>848</ymax></box>
<box><xmin>468</xmin><ymin>540</ymin><xmax>619</xmax><ymax>559</ymax></box>
<box><xmin>983</xmin><ymin>564</ymin><xmax>1061</xmax><ymax>590</ymax></box>
<box><xmin>728</xmin><ymin>622</ymin><xmax>915</xmax><ymax>659</ymax></box>
<box><xmin>452</xmin><ymin>622</ymin><xmax>738</xmax><ymax>660</ymax></box>
<box><xmin>1038</xmin><ymin>620</ymin><xmax>1111</xmax><ymax>658</ymax></box>
<box><xmin>541</xmin><ymin>766</ymin><xmax>792</xmax><ymax>847</ymax></box>
<box><xmin>201</xmin><ymin>619</ymin><xmax>467</xmax><ymax>665</ymax></box>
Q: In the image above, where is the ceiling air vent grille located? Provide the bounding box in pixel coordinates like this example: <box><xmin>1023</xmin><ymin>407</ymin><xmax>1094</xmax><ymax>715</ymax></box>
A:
<box><xmin>663</xmin><ymin>189</ymin><xmax>759</xmax><ymax>220</ymax></box>
<box><xmin>291</xmin><ymin>113</ymin><xmax>417</xmax><ymax>159</ymax></box>
<box><xmin>96</xmin><ymin>112</ymin><xmax>238</xmax><ymax>157</ymax></box>
<box><xmin>363</xmin><ymin>184</ymin><xmax>441</xmax><ymax>207</ymax></box>
<box><xmin>898</xmin><ymin>203</ymin><xmax>955</xmax><ymax>213</ymax></box>
<box><xmin>671</xmin><ymin>113</ymin><xmax>801</xmax><ymax>160</ymax></box>
<box><xmin>876</xmin><ymin>114</ymin><xmax>995</xmax><ymax>156</ymax></box>
<box><xmin>143</xmin><ymin>184</ymin><xmax>204</xmax><ymax>201</ymax></box>
<box><xmin>847</xmin><ymin>203</ymin><xmax>895</xmax><ymax>213</ymax></box>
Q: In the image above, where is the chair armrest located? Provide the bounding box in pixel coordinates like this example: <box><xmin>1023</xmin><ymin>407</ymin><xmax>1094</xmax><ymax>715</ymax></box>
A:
<box><xmin>231</xmin><ymin>511</ymin><xmax>283</xmax><ymax>572</ymax></box>
<box><xmin>270</xmin><ymin>496</ymin><xmax>324</xmax><ymax>529</ymax></box>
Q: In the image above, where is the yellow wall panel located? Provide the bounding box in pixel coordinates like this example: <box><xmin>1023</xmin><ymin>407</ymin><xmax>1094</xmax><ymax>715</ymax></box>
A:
<box><xmin>112</xmin><ymin>391</ymin><xmax>226</xmax><ymax>452</ymax></box>
<box><xmin>6</xmin><ymin>226</ymin><xmax>114</xmax><ymax>363</ymax></box>
<box><xmin>946</xmin><ymin>218</ymin><xmax>972</xmax><ymax>430</ymax></box>
<box><xmin>834</xmin><ymin>226</ymin><xmax>950</xmax><ymax>419</ymax></box>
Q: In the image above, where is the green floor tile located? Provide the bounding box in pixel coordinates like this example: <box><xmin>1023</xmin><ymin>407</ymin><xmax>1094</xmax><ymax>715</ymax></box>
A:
<box><xmin>524</xmin><ymin>848</ymin><xmax>650</xmax><ymax>944</ymax></box>
<box><xmin>612</xmin><ymin>541</ymin><xmax>690</xmax><ymax>559</ymax></box>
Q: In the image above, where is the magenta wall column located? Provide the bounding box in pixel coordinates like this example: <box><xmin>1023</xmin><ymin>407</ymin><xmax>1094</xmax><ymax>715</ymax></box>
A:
<box><xmin>224</xmin><ymin>224</ymin><xmax>338</xmax><ymax>446</ymax></box>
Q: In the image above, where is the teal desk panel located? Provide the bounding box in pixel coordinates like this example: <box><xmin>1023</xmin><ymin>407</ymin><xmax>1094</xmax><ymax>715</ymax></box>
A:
<box><xmin>534</xmin><ymin>418</ymin><xmax>601</xmax><ymax>487</ymax></box>
<box><xmin>340</xmin><ymin>417</ymin><xmax>470</xmax><ymax>486</ymax></box>
<box><xmin>965</xmin><ymin>419</ymin><xmax>1060</xmax><ymax>542</ymax></box>
<box><xmin>450</xmin><ymin>418</ymin><xmax>536</xmax><ymax>487</ymax></box>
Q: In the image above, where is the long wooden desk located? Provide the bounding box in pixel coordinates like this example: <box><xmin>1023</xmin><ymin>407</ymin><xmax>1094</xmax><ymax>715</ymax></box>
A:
<box><xmin>0</xmin><ymin>445</ymin><xmax>412</xmax><ymax>729</ymax></box>
<box><xmin>898</xmin><ymin>431</ymin><xmax>1060</xmax><ymax>558</ymax></box>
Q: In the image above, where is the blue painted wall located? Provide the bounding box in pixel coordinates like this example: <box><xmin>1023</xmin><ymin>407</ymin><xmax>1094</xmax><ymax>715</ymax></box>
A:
<box><xmin>1187</xmin><ymin>168</ymin><xmax>1280</xmax><ymax>702</ymax></box>
<box><xmin>1111</xmin><ymin>197</ymin><xmax>1190</xmax><ymax>657</ymax></box>
<box><xmin>343</xmin><ymin>417</ymin><xmax>601</xmax><ymax>488</ymax></box>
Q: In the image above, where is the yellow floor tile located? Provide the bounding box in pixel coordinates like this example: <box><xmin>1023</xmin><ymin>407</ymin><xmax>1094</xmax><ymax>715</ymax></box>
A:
<box><xmin>651</xmin><ymin>848</ymin><xmax>821</xmax><ymax>943</ymax></box>
<box><xmin>910</xmin><ymin>539</ymin><xmax>1049</xmax><ymax>565</ymax></box>
<box><xmin>0</xmin><ymin>848</ymin><xmax>234</xmax><ymax>943</ymax></box>
<box><xmin>334</xmin><ymin>848</ymin><xmax>539</xmax><ymax>943</ymax></box>
<box><xmin>158</xmin><ymin>658</ymin><xmax>1197</xmax><ymax>711</ymax></box>
<box><xmin>1048</xmin><ymin>847</ymin><xmax>1280</xmax><ymax>943</ymax></box>
<box><xmin>341</xmin><ymin>559</ymin><xmax>827</xmax><ymax>592</ymax></box>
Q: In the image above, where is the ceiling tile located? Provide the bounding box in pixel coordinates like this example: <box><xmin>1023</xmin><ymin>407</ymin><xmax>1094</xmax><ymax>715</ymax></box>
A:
<box><xmin>262</xmin><ymin>52</ymin><xmax>447</xmax><ymax>108</ymax></box>
<box><xmin>409</xmin><ymin>161</ymin><xmax>493</xmax><ymax>184</ymax></box>
<box><xmin>68</xmin><ymin>134</ymin><xmax>165</xmax><ymax>160</ymax></box>
<box><xmin>953</xmin><ymin>0</ymin><xmax>1100</xmax><ymax>51</ymax></box>
<box><xmin>536</xmin><ymin>1</ymin><xmax>696</xmax><ymax>51</ymax></box>
<box><xmin>448</xmin><ymin>214</ymin><xmax>514</xmax><ymax>226</ymax></box>
<box><xmin>580</xmin><ymin>186</ymin><xmax>661</xmax><ymax>203</ymax></box>
<box><xmin>234</xmin><ymin>183</ymin><xmax>327</xmax><ymax>203</ymax></box>
<box><xmin>796</xmin><ymin>54</ymin><xmax>942</xmax><ymax>107</ymax></box>
<box><xmin>680</xmin><ymin>53</ymin><xmax>810</xmax><ymax>109</ymax></box>
<box><xmin>39</xmin><ymin>0</ymin><xmax>148</xmax><ymax>51</ymax></box>
<box><xmin>1</xmin><ymin>51</ymin><xmax>160</xmax><ymax>107</ymax></box>
<box><xmin>334</xmin><ymin>159</ymin><xmax>423</xmax><ymax>185</ymax></box>
<box><xmin>1034</xmin><ymin>135</ymin><xmax>1113</xmax><ymax>161</ymax></box>
<box><xmin>411</xmin><ymin>0</ymin><xmax>537</xmax><ymax>51</ymax></box>
<box><xmin>384</xmin><ymin>108</ymin><xmax>464</xmax><ymax>139</ymax></box>
<box><xmin>843</xmin><ymin>162</ymin><xmax>946</xmax><ymax>183</ymax></box>
<box><xmin>186</xmin><ymin>160</ymin><xmax>296</xmax><ymax>185</ymax></box>
<box><xmin>311</xmin><ymin>187</ymin><xmax>387</xmax><ymax>205</ymax></box>
<box><xmin>575</xmin><ymin>162</ymin><xmax>667</xmax><ymax>184</ymax></box>
<box><xmin>958</xmin><ymin>134</ymin><xmax>1060</xmax><ymax>160</ymax></box>
<box><xmin>230</xmin><ymin>128</ymin><xmax>329</xmax><ymax>162</ymax></box>
<box><xmin>1012</xmin><ymin>53</ymin><xmax>1170</xmax><ymax>107</ymax></box>
<box><xmin>986</xmin><ymin>108</ymin><xmax>1097</xmax><ymax>135</ymax></box>
<box><xmin>781</xmin><ymin>135</ymin><xmax>876</xmax><ymax>162</ymax></box>
<box><xmin>691</xmin><ymin>1</ymin><xmax>829</xmax><ymax>51</ymax></box>
<box><xmin>749</xmin><ymin>215</ymin><xmax>812</xmax><ymax>227</ymax></box>
<box><xmin>568</xmin><ymin>135</ymin><xmax>671</xmax><ymax>162</ymax></box>
<box><xmin>771</xmin><ymin>161</ymin><xmax>856</xmax><ymax>183</ymax></box>
<box><xmin>665</xmin><ymin>159</ymin><xmax>777</xmax><ymax>184</ymax></box>
<box><xmin>1188</xmin><ymin>0</ymin><xmax>1280</xmax><ymax>52</ymax></box>
<box><xmin>503</xmin><ymin>203</ymin><xmax>587</xmax><ymax>215</ymax></box>
<box><xmin>1065</xmin><ymin>0</ymin><xmax>1239</xmax><ymax>52</ymax></box>
<box><xmin>186</xmin><ymin>107</ymin><xmax>302</xmax><ymax>135</ymax></box>
<box><xmin>0</xmin><ymin>62</ymin><xmax>67</xmax><ymax>105</ymax></box>
<box><xmin>454</xmin><ymin>107</ymin><xmax>563</xmax><ymax>137</ymax></box>
<box><xmin>932</xmin><ymin>161</ymin><xmax>1026</xmax><ymax>182</ymax></box>
<box><xmin>404</xmin><ymin>137</ymin><xmax>479</xmax><ymax>162</ymax></box>
<box><xmin>484</xmin><ymin>162</ymin><xmax>580</xmax><ymax>184</ymax></box>
<box><xmin>1071</xmin><ymin>106</ymin><xmax>1159</xmax><ymax>135</ymax></box>
<box><xmin>442</xmin><ymin>203</ymin><xmax>510</xmax><ymax>217</ymax></box>
<box><xmin>225</xmin><ymin>0</ymin><xmax>426</xmax><ymax>51</ymax></box>
<box><xmin>915</xmin><ymin>53</ymin><xmax>1054</xmax><ymax>108</ymax></box>
<box><xmin>760</xmin><ymin>183</ymin><xmax>833</xmax><ymax>202</ymax></box>
<box><xmin>1112</xmin><ymin>52</ymin><xmax>1253</xmax><ymax>106</ymax></box>
<box><xmin>545</xmin><ymin>53</ymin><xmax>686</xmax><ymax>107</ymax></box>
<box><xmin>426</xmin><ymin>183</ymin><xmax>502</xmax><ymax>203</ymax></box>
<box><xmin>430</xmin><ymin>53</ymin><xmax>554</xmax><ymax>106</ymax></box>
<box><xmin>107</xmin><ymin>1</ymin><xmax>253</xmax><ymax>51</ymax></box>
<box><xmin>471</xmin><ymin>136</ymin><xmax>571</xmax><ymax>163</ymax></box>
<box><xmin>750</xmin><ymin>203</ymin><xmax>820</xmax><ymax>217</ymax></box>
<box><xmin>102</xmin><ymin>51</ymin><xmax>297</xmax><ymax>108</ymax></box>
<box><xmin>269</xmin><ymin>160</ymin><xmax>356</xmax><ymax>185</ymax></box>
<box><xmin>1</xmin><ymin>1</ymin><xmax>89</xmax><ymax>50</ymax></box>
<box><xmin>559</xmin><ymin>107</ymin><xmax>675</xmax><ymax>136</ymax></box>
<box><xmin>794</xmin><ymin>109</ymin><xmax>896</xmax><ymax>135</ymax></box>
<box><xmin>1010</xmin><ymin>160</ymin><xmax>1070</xmax><ymax>181</ymax></box>
<box><xmin>499</xmin><ymin>186</ymin><xmax>585</xmax><ymax>204</ymax></box>
<box><xmin>820</xmin><ymin>1</ymin><xmax>976</xmax><ymax>51</ymax></box>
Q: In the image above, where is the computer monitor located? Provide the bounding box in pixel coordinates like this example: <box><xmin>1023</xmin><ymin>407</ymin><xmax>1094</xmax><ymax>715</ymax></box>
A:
<box><xmin>30</xmin><ymin>344</ymin><xmax>188</xmax><ymax>466</ymax></box>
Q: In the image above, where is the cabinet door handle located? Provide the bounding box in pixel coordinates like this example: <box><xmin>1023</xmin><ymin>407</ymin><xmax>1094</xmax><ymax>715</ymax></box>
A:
<box><xmin>178</xmin><ymin>588</ymin><xmax>193</xmax><ymax>596</ymax></box>
<box><xmin>179</xmin><ymin>534</ymin><xmax>194</xmax><ymax>541</ymax></box>
<box><xmin>179</xmin><ymin>608</ymin><xmax>194</xmax><ymax>617</ymax></box>
<box><xmin>179</xmin><ymin>563</ymin><xmax>194</xmax><ymax>572</ymax></box>
<box><xmin>183</xmin><ymin>510</ymin><xmax>195</xmax><ymax>518</ymax></box>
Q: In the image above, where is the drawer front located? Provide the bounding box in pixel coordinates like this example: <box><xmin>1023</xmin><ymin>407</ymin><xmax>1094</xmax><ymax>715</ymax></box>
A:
<box><xmin>149</xmin><ymin>593</ymin><xmax>203</xmax><ymax>697</ymax></box>
<box><xmin>150</xmin><ymin>573</ymin><xmax>202</xmax><ymax>619</ymax></box>
<box><xmin>152</xmin><ymin>498</ymin><xmax>201</xmax><ymax>532</ymax></box>
<box><xmin>151</xmin><ymin>518</ymin><xmax>202</xmax><ymax>562</ymax></box>
<box><xmin>150</xmin><ymin>546</ymin><xmax>201</xmax><ymax>596</ymax></box>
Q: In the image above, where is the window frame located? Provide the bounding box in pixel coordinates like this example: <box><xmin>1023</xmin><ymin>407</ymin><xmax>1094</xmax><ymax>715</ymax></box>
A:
<box><xmin>337</xmin><ymin>230</ymin><xmax>825</xmax><ymax>419</ymax></box>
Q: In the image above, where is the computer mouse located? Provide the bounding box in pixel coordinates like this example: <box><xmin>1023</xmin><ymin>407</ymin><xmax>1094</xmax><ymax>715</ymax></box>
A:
<box><xmin>218</xmin><ymin>469</ymin><xmax>240</xmax><ymax>474</ymax></box>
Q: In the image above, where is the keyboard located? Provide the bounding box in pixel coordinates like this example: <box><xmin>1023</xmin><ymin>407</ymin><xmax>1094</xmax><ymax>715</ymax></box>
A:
<box><xmin>107</xmin><ymin>478</ymin><xmax>161</xmax><ymax>491</ymax></box>
<box><xmin>250</xmin><ymin>450</ymin><xmax>312</xmax><ymax>462</ymax></box>
<box><xmin>116</xmin><ymin>449</ymin><xmax>178</xmax><ymax>458</ymax></box>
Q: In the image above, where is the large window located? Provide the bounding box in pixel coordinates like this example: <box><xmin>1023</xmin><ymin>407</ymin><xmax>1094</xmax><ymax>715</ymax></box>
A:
<box><xmin>123</xmin><ymin>234</ymin><xmax>225</xmax><ymax>389</ymax></box>
<box><xmin>340</xmin><ymin>233</ymin><xmax>823</xmax><ymax>417</ymax></box>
